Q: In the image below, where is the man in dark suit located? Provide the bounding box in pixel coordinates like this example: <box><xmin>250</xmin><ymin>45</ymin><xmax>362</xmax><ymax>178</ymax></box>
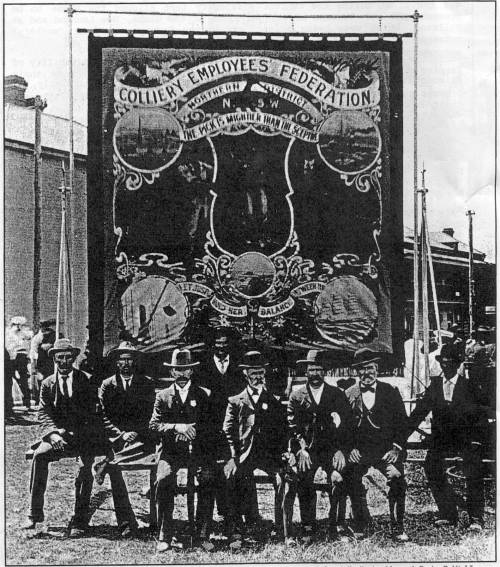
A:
<box><xmin>408</xmin><ymin>343</ymin><xmax>487</xmax><ymax>531</ymax></box>
<box><xmin>23</xmin><ymin>339</ymin><xmax>104</xmax><ymax>536</ymax></box>
<box><xmin>198</xmin><ymin>328</ymin><xmax>254</xmax><ymax>536</ymax></box>
<box><xmin>223</xmin><ymin>350</ymin><xmax>293</xmax><ymax>545</ymax></box>
<box><xmin>97</xmin><ymin>341</ymin><xmax>157</xmax><ymax>536</ymax></box>
<box><xmin>149</xmin><ymin>348</ymin><xmax>215</xmax><ymax>552</ymax></box>
<box><xmin>287</xmin><ymin>350</ymin><xmax>354</xmax><ymax>541</ymax></box>
<box><xmin>344</xmin><ymin>349</ymin><xmax>408</xmax><ymax>541</ymax></box>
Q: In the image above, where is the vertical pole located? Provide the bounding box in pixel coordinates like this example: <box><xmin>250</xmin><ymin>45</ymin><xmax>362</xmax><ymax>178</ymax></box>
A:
<box><xmin>466</xmin><ymin>210</ymin><xmax>475</xmax><ymax>337</ymax></box>
<box><xmin>420</xmin><ymin>169</ymin><xmax>429</xmax><ymax>387</ymax></box>
<box><xmin>67</xmin><ymin>4</ymin><xmax>75</xmax><ymax>340</ymax></box>
<box><xmin>56</xmin><ymin>163</ymin><xmax>67</xmax><ymax>339</ymax></box>
<box><xmin>425</xmin><ymin>218</ymin><xmax>442</xmax><ymax>346</ymax></box>
<box><xmin>32</xmin><ymin>96</ymin><xmax>47</xmax><ymax>332</ymax></box>
<box><xmin>411</xmin><ymin>10</ymin><xmax>422</xmax><ymax>399</ymax></box>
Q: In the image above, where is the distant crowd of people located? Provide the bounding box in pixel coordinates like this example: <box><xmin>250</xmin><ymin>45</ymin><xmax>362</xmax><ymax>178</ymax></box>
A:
<box><xmin>5</xmin><ymin>317</ymin><xmax>495</xmax><ymax>551</ymax></box>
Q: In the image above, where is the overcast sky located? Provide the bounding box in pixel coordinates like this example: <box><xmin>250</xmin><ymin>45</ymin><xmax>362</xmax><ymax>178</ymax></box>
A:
<box><xmin>4</xmin><ymin>1</ymin><xmax>496</xmax><ymax>260</ymax></box>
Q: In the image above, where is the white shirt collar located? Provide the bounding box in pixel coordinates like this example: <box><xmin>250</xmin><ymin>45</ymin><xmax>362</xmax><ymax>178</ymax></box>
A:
<box><xmin>443</xmin><ymin>373</ymin><xmax>459</xmax><ymax>384</ymax></box>
<box><xmin>175</xmin><ymin>380</ymin><xmax>192</xmax><ymax>393</ymax></box>
<box><xmin>309</xmin><ymin>383</ymin><xmax>324</xmax><ymax>404</ymax></box>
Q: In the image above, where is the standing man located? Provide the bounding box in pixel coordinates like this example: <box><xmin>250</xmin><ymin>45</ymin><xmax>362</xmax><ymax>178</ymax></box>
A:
<box><xmin>29</xmin><ymin>319</ymin><xmax>56</xmax><ymax>404</ymax></box>
<box><xmin>408</xmin><ymin>343</ymin><xmax>487</xmax><ymax>531</ymax></box>
<box><xmin>149</xmin><ymin>348</ymin><xmax>214</xmax><ymax>552</ymax></box>
<box><xmin>199</xmin><ymin>328</ymin><xmax>252</xmax><ymax>535</ymax></box>
<box><xmin>287</xmin><ymin>350</ymin><xmax>354</xmax><ymax>541</ymax></box>
<box><xmin>6</xmin><ymin>316</ymin><xmax>33</xmax><ymax>410</ymax></box>
<box><xmin>344</xmin><ymin>349</ymin><xmax>408</xmax><ymax>541</ymax></box>
<box><xmin>23</xmin><ymin>339</ymin><xmax>103</xmax><ymax>536</ymax></box>
<box><xmin>97</xmin><ymin>341</ymin><xmax>157</xmax><ymax>536</ymax></box>
<box><xmin>223</xmin><ymin>350</ymin><xmax>293</xmax><ymax>544</ymax></box>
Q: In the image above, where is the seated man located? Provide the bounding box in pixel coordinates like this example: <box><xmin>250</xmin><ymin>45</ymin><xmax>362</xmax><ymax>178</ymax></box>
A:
<box><xmin>223</xmin><ymin>350</ymin><xmax>294</xmax><ymax>545</ymax></box>
<box><xmin>149</xmin><ymin>348</ymin><xmax>214</xmax><ymax>552</ymax></box>
<box><xmin>97</xmin><ymin>341</ymin><xmax>157</xmax><ymax>536</ymax></box>
<box><xmin>286</xmin><ymin>350</ymin><xmax>354</xmax><ymax>541</ymax></box>
<box><xmin>344</xmin><ymin>349</ymin><xmax>408</xmax><ymax>541</ymax></box>
<box><xmin>23</xmin><ymin>339</ymin><xmax>104</xmax><ymax>536</ymax></box>
<box><xmin>408</xmin><ymin>343</ymin><xmax>487</xmax><ymax>531</ymax></box>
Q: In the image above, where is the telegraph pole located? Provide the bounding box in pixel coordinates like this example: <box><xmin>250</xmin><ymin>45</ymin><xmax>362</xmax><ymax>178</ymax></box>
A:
<box><xmin>466</xmin><ymin>210</ymin><xmax>475</xmax><ymax>337</ymax></box>
<box><xmin>31</xmin><ymin>95</ymin><xmax>47</xmax><ymax>332</ymax></box>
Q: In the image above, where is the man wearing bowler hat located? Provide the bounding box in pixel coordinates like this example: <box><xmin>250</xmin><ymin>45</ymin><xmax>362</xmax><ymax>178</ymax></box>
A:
<box><xmin>223</xmin><ymin>350</ymin><xmax>293</xmax><ymax>545</ymax></box>
<box><xmin>23</xmin><ymin>338</ymin><xmax>104</xmax><ymax>536</ymax></box>
<box><xmin>96</xmin><ymin>341</ymin><xmax>157</xmax><ymax>536</ymax></box>
<box><xmin>408</xmin><ymin>342</ymin><xmax>487</xmax><ymax>531</ymax></box>
<box><xmin>286</xmin><ymin>350</ymin><xmax>354</xmax><ymax>541</ymax></box>
<box><xmin>149</xmin><ymin>348</ymin><xmax>214</xmax><ymax>552</ymax></box>
<box><xmin>344</xmin><ymin>348</ymin><xmax>408</xmax><ymax>541</ymax></box>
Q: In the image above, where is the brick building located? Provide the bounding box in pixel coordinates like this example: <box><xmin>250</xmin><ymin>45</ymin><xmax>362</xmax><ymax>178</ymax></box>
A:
<box><xmin>4</xmin><ymin>75</ymin><xmax>88</xmax><ymax>348</ymax></box>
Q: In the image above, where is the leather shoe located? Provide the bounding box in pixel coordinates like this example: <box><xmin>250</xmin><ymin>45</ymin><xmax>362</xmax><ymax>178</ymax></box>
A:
<box><xmin>157</xmin><ymin>540</ymin><xmax>170</xmax><ymax>553</ymax></box>
<box><xmin>120</xmin><ymin>524</ymin><xmax>138</xmax><ymax>538</ymax></box>
<box><xmin>468</xmin><ymin>522</ymin><xmax>483</xmax><ymax>532</ymax></box>
<box><xmin>434</xmin><ymin>518</ymin><xmax>455</xmax><ymax>527</ymax></box>
<box><xmin>69</xmin><ymin>526</ymin><xmax>87</xmax><ymax>538</ymax></box>
<box><xmin>393</xmin><ymin>531</ymin><xmax>409</xmax><ymax>542</ymax></box>
<box><xmin>22</xmin><ymin>519</ymin><xmax>38</xmax><ymax>530</ymax></box>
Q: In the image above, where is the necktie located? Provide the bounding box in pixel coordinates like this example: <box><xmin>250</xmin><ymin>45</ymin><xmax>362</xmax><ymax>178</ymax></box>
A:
<box><xmin>360</xmin><ymin>384</ymin><xmax>375</xmax><ymax>393</ymax></box>
<box><xmin>61</xmin><ymin>374</ymin><xmax>69</xmax><ymax>398</ymax></box>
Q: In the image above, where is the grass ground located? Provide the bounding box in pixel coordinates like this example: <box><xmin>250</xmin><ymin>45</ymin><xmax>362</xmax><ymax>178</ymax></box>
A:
<box><xmin>5</xmin><ymin>411</ymin><xmax>496</xmax><ymax>565</ymax></box>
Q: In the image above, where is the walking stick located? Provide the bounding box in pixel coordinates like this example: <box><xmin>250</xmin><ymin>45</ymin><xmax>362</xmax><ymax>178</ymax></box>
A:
<box><xmin>187</xmin><ymin>441</ymin><xmax>196</xmax><ymax>548</ymax></box>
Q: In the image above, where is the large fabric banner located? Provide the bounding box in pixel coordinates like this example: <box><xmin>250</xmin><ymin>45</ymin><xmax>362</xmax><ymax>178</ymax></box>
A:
<box><xmin>88</xmin><ymin>36</ymin><xmax>403</xmax><ymax>358</ymax></box>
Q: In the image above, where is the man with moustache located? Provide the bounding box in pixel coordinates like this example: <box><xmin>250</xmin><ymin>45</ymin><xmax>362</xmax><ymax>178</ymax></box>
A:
<box><xmin>286</xmin><ymin>350</ymin><xmax>354</xmax><ymax>541</ymax></box>
<box><xmin>149</xmin><ymin>348</ymin><xmax>214</xmax><ymax>552</ymax></box>
<box><xmin>96</xmin><ymin>341</ymin><xmax>157</xmax><ymax>536</ymax></box>
<box><xmin>23</xmin><ymin>339</ymin><xmax>103</xmax><ymax>537</ymax></box>
<box><xmin>223</xmin><ymin>350</ymin><xmax>293</xmax><ymax>545</ymax></box>
<box><xmin>344</xmin><ymin>349</ymin><xmax>408</xmax><ymax>541</ymax></box>
<box><xmin>407</xmin><ymin>343</ymin><xmax>487</xmax><ymax>531</ymax></box>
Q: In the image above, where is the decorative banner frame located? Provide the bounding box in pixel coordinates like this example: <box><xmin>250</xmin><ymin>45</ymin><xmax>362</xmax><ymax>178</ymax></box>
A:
<box><xmin>88</xmin><ymin>34</ymin><xmax>404</xmax><ymax>362</ymax></box>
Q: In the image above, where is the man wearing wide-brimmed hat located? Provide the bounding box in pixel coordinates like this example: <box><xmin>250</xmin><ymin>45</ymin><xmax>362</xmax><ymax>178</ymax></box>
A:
<box><xmin>287</xmin><ymin>350</ymin><xmax>354</xmax><ymax>541</ymax></box>
<box><xmin>408</xmin><ymin>342</ymin><xmax>487</xmax><ymax>532</ymax></box>
<box><xmin>223</xmin><ymin>350</ymin><xmax>292</xmax><ymax>544</ymax></box>
<box><xmin>95</xmin><ymin>341</ymin><xmax>157</xmax><ymax>537</ymax></box>
<box><xmin>149</xmin><ymin>348</ymin><xmax>214</xmax><ymax>552</ymax></box>
<box><xmin>344</xmin><ymin>348</ymin><xmax>408</xmax><ymax>542</ymax></box>
<box><xmin>23</xmin><ymin>338</ymin><xmax>104</xmax><ymax>537</ymax></box>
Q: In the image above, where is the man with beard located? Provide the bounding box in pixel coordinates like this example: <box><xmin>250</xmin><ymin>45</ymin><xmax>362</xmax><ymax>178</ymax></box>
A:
<box><xmin>149</xmin><ymin>348</ymin><xmax>214</xmax><ymax>552</ymax></box>
<box><xmin>223</xmin><ymin>350</ymin><xmax>294</xmax><ymax>546</ymax></box>
<box><xmin>286</xmin><ymin>350</ymin><xmax>354</xmax><ymax>541</ymax></box>
<box><xmin>96</xmin><ymin>341</ymin><xmax>156</xmax><ymax>536</ymax></box>
<box><xmin>23</xmin><ymin>339</ymin><xmax>103</xmax><ymax>536</ymax></box>
<box><xmin>344</xmin><ymin>349</ymin><xmax>408</xmax><ymax>541</ymax></box>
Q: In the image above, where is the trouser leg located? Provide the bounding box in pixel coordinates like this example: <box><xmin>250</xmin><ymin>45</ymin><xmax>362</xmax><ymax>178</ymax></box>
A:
<box><xmin>424</xmin><ymin>447</ymin><xmax>458</xmax><ymax>522</ymax></box>
<box><xmin>297</xmin><ymin>467</ymin><xmax>317</xmax><ymax>528</ymax></box>
<box><xmin>5</xmin><ymin>358</ymin><xmax>14</xmax><ymax>416</ymax></box>
<box><xmin>29</xmin><ymin>441</ymin><xmax>55</xmax><ymax>522</ymax></box>
<box><xmin>107</xmin><ymin>464</ymin><xmax>137</xmax><ymax>528</ymax></box>
<box><xmin>463</xmin><ymin>445</ymin><xmax>484</xmax><ymax>524</ymax></box>
<box><xmin>346</xmin><ymin>464</ymin><xmax>370</xmax><ymax>532</ymax></box>
<box><xmin>328</xmin><ymin>471</ymin><xmax>344</xmax><ymax>533</ymax></box>
<box><xmin>196</xmin><ymin>465</ymin><xmax>215</xmax><ymax>539</ymax></box>
<box><xmin>382</xmin><ymin>462</ymin><xmax>406</xmax><ymax>533</ymax></box>
<box><xmin>240</xmin><ymin>473</ymin><xmax>260</xmax><ymax>525</ymax></box>
<box><xmin>155</xmin><ymin>459</ymin><xmax>178</xmax><ymax>542</ymax></box>
<box><xmin>14</xmin><ymin>354</ymin><xmax>31</xmax><ymax>407</ymax></box>
<box><xmin>74</xmin><ymin>454</ymin><xmax>95</xmax><ymax>527</ymax></box>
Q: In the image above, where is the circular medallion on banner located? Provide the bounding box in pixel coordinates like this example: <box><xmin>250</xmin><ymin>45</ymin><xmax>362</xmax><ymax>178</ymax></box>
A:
<box><xmin>317</xmin><ymin>110</ymin><xmax>381</xmax><ymax>175</ymax></box>
<box><xmin>229</xmin><ymin>252</ymin><xmax>276</xmax><ymax>299</ymax></box>
<box><xmin>113</xmin><ymin>108</ymin><xmax>183</xmax><ymax>173</ymax></box>
<box><xmin>120</xmin><ymin>275</ymin><xmax>188</xmax><ymax>350</ymax></box>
